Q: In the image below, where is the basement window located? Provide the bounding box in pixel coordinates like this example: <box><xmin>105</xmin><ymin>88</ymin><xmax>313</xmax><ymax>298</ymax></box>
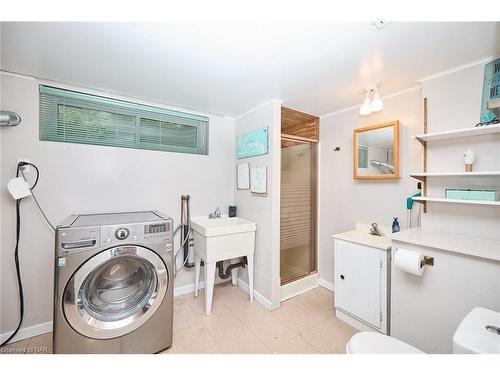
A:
<box><xmin>39</xmin><ymin>85</ymin><xmax>208</xmax><ymax>155</ymax></box>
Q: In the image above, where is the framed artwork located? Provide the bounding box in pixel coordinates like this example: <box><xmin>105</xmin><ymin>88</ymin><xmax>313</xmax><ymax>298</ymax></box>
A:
<box><xmin>250</xmin><ymin>166</ymin><xmax>267</xmax><ymax>196</ymax></box>
<box><xmin>480</xmin><ymin>58</ymin><xmax>500</xmax><ymax>122</ymax></box>
<box><xmin>236</xmin><ymin>163</ymin><xmax>250</xmax><ymax>190</ymax></box>
<box><xmin>236</xmin><ymin>127</ymin><xmax>268</xmax><ymax>159</ymax></box>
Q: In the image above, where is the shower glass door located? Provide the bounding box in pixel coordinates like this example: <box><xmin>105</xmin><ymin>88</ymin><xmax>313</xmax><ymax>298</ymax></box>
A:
<box><xmin>280</xmin><ymin>139</ymin><xmax>317</xmax><ymax>284</ymax></box>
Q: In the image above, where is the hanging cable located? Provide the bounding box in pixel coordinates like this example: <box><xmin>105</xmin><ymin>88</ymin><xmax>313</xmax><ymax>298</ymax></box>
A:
<box><xmin>20</xmin><ymin>168</ymin><xmax>55</xmax><ymax>231</ymax></box>
<box><xmin>0</xmin><ymin>162</ymin><xmax>54</xmax><ymax>348</ymax></box>
<box><xmin>1</xmin><ymin>163</ymin><xmax>29</xmax><ymax>348</ymax></box>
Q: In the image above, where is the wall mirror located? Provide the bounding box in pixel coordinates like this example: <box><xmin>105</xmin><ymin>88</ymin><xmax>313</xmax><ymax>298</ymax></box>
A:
<box><xmin>353</xmin><ymin>120</ymin><xmax>399</xmax><ymax>179</ymax></box>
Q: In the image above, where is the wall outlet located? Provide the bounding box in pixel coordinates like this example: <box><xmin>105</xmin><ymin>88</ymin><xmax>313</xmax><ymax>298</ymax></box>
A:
<box><xmin>17</xmin><ymin>158</ymin><xmax>30</xmax><ymax>173</ymax></box>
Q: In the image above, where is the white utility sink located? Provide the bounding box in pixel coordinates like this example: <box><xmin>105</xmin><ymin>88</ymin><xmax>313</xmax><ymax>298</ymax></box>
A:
<box><xmin>190</xmin><ymin>216</ymin><xmax>256</xmax><ymax>315</ymax></box>
<box><xmin>190</xmin><ymin>216</ymin><xmax>256</xmax><ymax>237</ymax></box>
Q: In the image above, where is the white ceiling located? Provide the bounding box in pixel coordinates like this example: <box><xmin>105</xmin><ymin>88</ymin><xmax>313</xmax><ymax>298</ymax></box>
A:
<box><xmin>1</xmin><ymin>22</ymin><xmax>499</xmax><ymax>117</ymax></box>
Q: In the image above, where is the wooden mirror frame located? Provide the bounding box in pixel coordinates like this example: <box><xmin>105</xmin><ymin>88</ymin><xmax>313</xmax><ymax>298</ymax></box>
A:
<box><xmin>353</xmin><ymin>120</ymin><xmax>400</xmax><ymax>180</ymax></box>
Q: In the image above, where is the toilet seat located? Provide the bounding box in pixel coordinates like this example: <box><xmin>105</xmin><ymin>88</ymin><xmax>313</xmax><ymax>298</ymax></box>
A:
<box><xmin>346</xmin><ymin>332</ymin><xmax>425</xmax><ymax>354</ymax></box>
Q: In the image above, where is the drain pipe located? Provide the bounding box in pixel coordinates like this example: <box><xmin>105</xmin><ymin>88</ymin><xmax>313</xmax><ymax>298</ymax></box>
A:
<box><xmin>216</xmin><ymin>257</ymin><xmax>247</xmax><ymax>279</ymax></box>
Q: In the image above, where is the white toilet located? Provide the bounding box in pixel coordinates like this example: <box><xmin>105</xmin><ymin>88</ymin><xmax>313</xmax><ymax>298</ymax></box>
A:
<box><xmin>346</xmin><ymin>307</ymin><xmax>500</xmax><ymax>354</ymax></box>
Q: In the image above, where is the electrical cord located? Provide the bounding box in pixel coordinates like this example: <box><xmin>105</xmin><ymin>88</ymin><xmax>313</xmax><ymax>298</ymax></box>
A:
<box><xmin>0</xmin><ymin>163</ymin><xmax>30</xmax><ymax>348</ymax></box>
<box><xmin>0</xmin><ymin>162</ymin><xmax>54</xmax><ymax>348</ymax></box>
<box><xmin>20</xmin><ymin>169</ymin><xmax>55</xmax><ymax>231</ymax></box>
<box><xmin>0</xmin><ymin>199</ymin><xmax>24</xmax><ymax>349</ymax></box>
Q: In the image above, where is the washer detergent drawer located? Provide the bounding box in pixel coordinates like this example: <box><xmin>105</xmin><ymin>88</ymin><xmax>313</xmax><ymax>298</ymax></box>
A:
<box><xmin>57</xmin><ymin>226</ymin><xmax>99</xmax><ymax>256</ymax></box>
<box><xmin>334</xmin><ymin>239</ymin><xmax>382</xmax><ymax>329</ymax></box>
<box><xmin>63</xmin><ymin>245</ymin><xmax>168</xmax><ymax>340</ymax></box>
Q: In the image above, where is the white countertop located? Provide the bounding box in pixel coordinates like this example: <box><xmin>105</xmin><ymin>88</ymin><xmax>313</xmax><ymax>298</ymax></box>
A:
<box><xmin>333</xmin><ymin>228</ymin><xmax>391</xmax><ymax>251</ymax></box>
<box><xmin>392</xmin><ymin>228</ymin><xmax>500</xmax><ymax>262</ymax></box>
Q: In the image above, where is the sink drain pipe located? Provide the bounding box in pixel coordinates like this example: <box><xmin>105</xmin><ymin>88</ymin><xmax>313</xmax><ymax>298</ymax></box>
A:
<box><xmin>216</xmin><ymin>257</ymin><xmax>247</xmax><ymax>279</ymax></box>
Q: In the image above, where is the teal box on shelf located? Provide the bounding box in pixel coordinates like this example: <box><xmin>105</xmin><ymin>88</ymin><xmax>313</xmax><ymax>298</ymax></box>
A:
<box><xmin>445</xmin><ymin>189</ymin><xmax>499</xmax><ymax>201</ymax></box>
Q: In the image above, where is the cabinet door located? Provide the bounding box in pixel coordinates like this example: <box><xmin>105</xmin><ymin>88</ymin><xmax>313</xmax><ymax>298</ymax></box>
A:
<box><xmin>334</xmin><ymin>240</ymin><xmax>382</xmax><ymax>328</ymax></box>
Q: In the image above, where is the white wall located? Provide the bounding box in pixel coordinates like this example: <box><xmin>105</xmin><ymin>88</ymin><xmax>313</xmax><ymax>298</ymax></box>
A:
<box><xmin>234</xmin><ymin>101</ymin><xmax>281</xmax><ymax>310</ymax></box>
<box><xmin>318</xmin><ymin>58</ymin><xmax>500</xmax><ymax>352</ymax></box>
<box><xmin>391</xmin><ymin>239</ymin><xmax>500</xmax><ymax>353</ymax></box>
<box><xmin>389</xmin><ymin>60</ymin><xmax>500</xmax><ymax>353</ymax></box>
<box><xmin>318</xmin><ymin>88</ymin><xmax>422</xmax><ymax>286</ymax></box>
<box><xmin>319</xmin><ymin>59</ymin><xmax>500</xmax><ymax>286</ymax></box>
<box><xmin>421</xmin><ymin>62</ymin><xmax>500</xmax><ymax>241</ymax></box>
<box><xmin>0</xmin><ymin>72</ymin><xmax>235</xmax><ymax>339</ymax></box>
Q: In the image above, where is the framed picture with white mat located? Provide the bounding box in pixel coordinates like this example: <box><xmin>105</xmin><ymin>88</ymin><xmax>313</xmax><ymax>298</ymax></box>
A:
<box><xmin>250</xmin><ymin>166</ymin><xmax>267</xmax><ymax>196</ymax></box>
<box><xmin>236</xmin><ymin>163</ymin><xmax>250</xmax><ymax>190</ymax></box>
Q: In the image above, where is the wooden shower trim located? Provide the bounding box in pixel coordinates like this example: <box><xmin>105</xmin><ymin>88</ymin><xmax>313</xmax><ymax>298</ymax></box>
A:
<box><xmin>281</xmin><ymin>133</ymin><xmax>319</xmax><ymax>143</ymax></box>
<box><xmin>281</xmin><ymin>106</ymin><xmax>320</xmax><ymax>141</ymax></box>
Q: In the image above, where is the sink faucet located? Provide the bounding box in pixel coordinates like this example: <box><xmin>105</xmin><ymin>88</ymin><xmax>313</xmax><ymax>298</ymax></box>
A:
<box><xmin>209</xmin><ymin>207</ymin><xmax>222</xmax><ymax>219</ymax></box>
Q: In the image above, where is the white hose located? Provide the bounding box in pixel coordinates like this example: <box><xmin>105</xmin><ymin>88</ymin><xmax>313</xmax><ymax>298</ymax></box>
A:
<box><xmin>172</xmin><ymin>223</ymin><xmax>191</xmax><ymax>277</ymax></box>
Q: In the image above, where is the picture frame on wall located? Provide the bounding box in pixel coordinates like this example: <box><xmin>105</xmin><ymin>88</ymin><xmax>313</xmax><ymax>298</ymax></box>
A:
<box><xmin>236</xmin><ymin>163</ymin><xmax>250</xmax><ymax>190</ymax></box>
<box><xmin>250</xmin><ymin>166</ymin><xmax>267</xmax><ymax>196</ymax></box>
<box><xmin>236</xmin><ymin>127</ymin><xmax>269</xmax><ymax>159</ymax></box>
<box><xmin>480</xmin><ymin>58</ymin><xmax>500</xmax><ymax>122</ymax></box>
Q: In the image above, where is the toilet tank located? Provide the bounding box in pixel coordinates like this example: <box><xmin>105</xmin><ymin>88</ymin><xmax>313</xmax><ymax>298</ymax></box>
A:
<box><xmin>453</xmin><ymin>307</ymin><xmax>500</xmax><ymax>354</ymax></box>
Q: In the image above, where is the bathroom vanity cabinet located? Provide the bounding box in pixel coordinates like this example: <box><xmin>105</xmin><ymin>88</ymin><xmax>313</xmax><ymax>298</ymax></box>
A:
<box><xmin>333</xmin><ymin>230</ymin><xmax>390</xmax><ymax>334</ymax></box>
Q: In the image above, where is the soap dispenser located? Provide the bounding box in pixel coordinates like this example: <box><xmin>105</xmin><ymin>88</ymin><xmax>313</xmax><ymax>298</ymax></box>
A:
<box><xmin>392</xmin><ymin>217</ymin><xmax>400</xmax><ymax>233</ymax></box>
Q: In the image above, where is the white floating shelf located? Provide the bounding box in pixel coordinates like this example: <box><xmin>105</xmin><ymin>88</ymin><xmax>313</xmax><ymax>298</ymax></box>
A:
<box><xmin>412</xmin><ymin>196</ymin><xmax>500</xmax><ymax>206</ymax></box>
<box><xmin>414</xmin><ymin>124</ymin><xmax>500</xmax><ymax>143</ymax></box>
<box><xmin>410</xmin><ymin>171</ymin><xmax>500</xmax><ymax>180</ymax></box>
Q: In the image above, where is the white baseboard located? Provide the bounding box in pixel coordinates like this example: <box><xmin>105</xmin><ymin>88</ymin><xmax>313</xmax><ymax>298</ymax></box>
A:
<box><xmin>1</xmin><ymin>321</ymin><xmax>53</xmax><ymax>344</ymax></box>
<box><xmin>318</xmin><ymin>278</ymin><xmax>334</xmax><ymax>292</ymax></box>
<box><xmin>237</xmin><ymin>278</ymin><xmax>273</xmax><ymax>311</ymax></box>
<box><xmin>280</xmin><ymin>273</ymin><xmax>319</xmax><ymax>301</ymax></box>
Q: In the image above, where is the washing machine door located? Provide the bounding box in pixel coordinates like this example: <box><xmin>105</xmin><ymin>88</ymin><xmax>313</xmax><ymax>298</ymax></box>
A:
<box><xmin>63</xmin><ymin>245</ymin><xmax>168</xmax><ymax>339</ymax></box>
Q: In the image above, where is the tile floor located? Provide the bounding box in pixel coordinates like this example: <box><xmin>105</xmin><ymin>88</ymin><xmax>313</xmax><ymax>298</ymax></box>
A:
<box><xmin>0</xmin><ymin>283</ymin><xmax>357</xmax><ymax>354</ymax></box>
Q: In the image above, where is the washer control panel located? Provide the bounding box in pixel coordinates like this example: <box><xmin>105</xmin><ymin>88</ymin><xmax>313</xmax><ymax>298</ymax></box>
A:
<box><xmin>115</xmin><ymin>228</ymin><xmax>130</xmax><ymax>240</ymax></box>
<box><xmin>144</xmin><ymin>223</ymin><xmax>169</xmax><ymax>240</ymax></box>
<box><xmin>100</xmin><ymin>220</ymin><xmax>172</xmax><ymax>246</ymax></box>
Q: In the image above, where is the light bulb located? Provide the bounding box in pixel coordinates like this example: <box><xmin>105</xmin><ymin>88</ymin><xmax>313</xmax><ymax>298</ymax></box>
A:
<box><xmin>359</xmin><ymin>96</ymin><xmax>372</xmax><ymax>116</ymax></box>
<box><xmin>370</xmin><ymin>90</ymin><xmax>383</xmax><ymax>112</ymax></box>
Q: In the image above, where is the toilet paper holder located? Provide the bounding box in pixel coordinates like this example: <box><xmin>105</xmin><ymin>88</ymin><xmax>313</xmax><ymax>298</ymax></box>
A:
<box><xmin>420</xmin><ymin>256</ymin><xmax>434</xmax><ymax>268</ymax></box>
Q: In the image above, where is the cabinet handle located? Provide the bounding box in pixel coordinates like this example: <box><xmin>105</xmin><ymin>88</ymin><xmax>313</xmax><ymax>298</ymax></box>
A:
<box><xmin>340</xmin><ymin>274</ymin><xmax>345</xmax><ymax>280</ymax></box>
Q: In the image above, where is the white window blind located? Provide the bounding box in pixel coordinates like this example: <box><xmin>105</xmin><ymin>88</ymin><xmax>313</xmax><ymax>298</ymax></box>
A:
<box><xmin>39</xmin><ymin>85</ymin><xmax>208</xmax><ymax>155</ymax></box>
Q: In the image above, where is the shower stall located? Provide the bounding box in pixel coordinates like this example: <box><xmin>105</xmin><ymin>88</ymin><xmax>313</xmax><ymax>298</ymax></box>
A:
<box><xmin>280</xmin><ymin>108</ymin><xmax>319</xmax><ymax>286</ymax></box>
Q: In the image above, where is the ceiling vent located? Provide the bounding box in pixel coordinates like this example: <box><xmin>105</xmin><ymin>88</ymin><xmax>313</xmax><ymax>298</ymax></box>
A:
<box><xmin>371</xmin><ymin>21</ymin><xmax>392</xmax><ymax>30</ymax></box>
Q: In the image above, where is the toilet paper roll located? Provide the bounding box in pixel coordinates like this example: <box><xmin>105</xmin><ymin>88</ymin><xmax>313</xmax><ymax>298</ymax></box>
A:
<box><xmin>394</xmin><ymin>248</ymin><xmax>424</xmax><ymax>276</ymax></box>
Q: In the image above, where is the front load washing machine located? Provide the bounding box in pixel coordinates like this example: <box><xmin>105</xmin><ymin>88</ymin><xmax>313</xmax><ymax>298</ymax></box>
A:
<box><xmin>53</xmin><ymin>211</ymin><xmax>173</xmax><ymax>353</ymax></box>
